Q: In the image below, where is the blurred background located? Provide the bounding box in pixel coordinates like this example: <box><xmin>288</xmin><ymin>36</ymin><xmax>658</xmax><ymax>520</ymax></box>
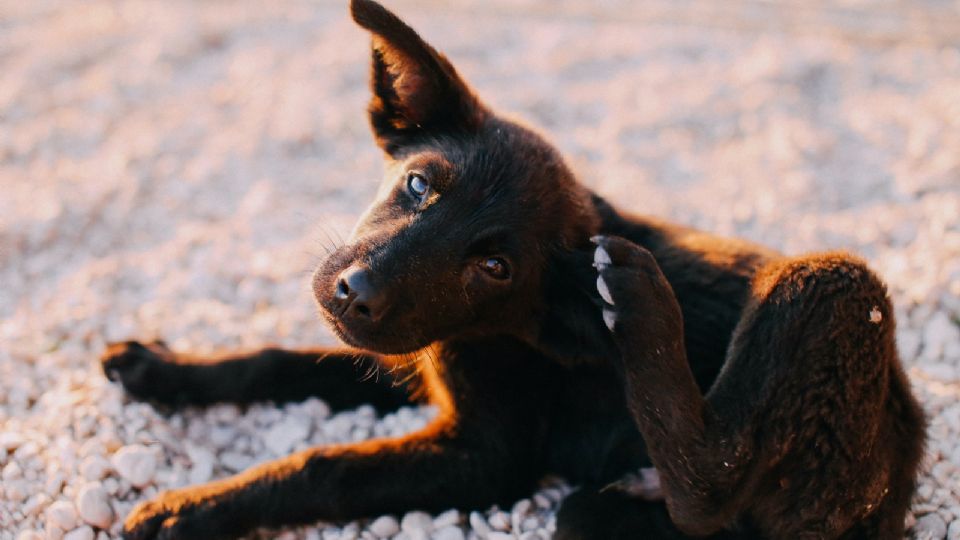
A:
<box><xmin>1</xmin><ymin>1</ymin><xmax>959</xmax><ymax>539</ymax></box>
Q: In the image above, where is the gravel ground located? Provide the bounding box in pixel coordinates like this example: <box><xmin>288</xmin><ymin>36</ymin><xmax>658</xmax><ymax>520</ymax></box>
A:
<box><xmin>1</xmin><ymin>1</ymin><xmax>959</xmax><ymax>539</ymax></box>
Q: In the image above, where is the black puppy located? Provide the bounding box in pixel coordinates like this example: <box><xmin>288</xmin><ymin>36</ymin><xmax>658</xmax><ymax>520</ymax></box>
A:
<box><xmin>102</xmin><ymin>1</ymin><xmax>925</xmax><ymax>538</ymax></box>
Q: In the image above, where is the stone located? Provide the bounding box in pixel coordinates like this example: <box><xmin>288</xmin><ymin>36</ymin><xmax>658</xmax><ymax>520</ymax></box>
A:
<box><xmin>45</xmin><ymin>501</ymin><xmax>78</xmax><ymax>531</ymax></box>
<box><xmin>915</xmin><ymin>513</ymin><xmax>948</xmax><ymax>540</ymax></box>
<box><xmin>488</xmin><ymin>511</ymin><xmax>510</xmax><ymax>531</ymax></box>
<box><xmin>110</xmin><ymin>445</ymin><xmax>156</xmax><ymax>488</ymax></box>
<box><xmin>368</xmin><ymin>515</ymin><xmax>400</xmax><ymax>538</ymax></box>
<box><xmin>401</xmin><ymin>511</ymin><xmax>434</xmax><ymax>535</ymax></box>
<box><xmin>79</xmin><ymin>456</ymin><xmax>110</xmax><ymax>481</ymax></box>
<box><xmin>431</xmin><ymin>526</ymin><xmax>465</xmax><ymax>540</ymax></box>
<box><xmin>63</xmin><ymin>527</ymin><xmax>95</xmax><ymax>540</ymax></box>
<box><xmin>263</xmin><ymin>417</ymin><xmax>310</xmax><ymax>456</ymax></box>
<box><xmin>3</xmin><ymin>461</ymin><xmax>23</xmax><ymax>480</ymax></box>
<box><xmin>947</xmin><ymin>518</ymin><xmax>960</xmax><ymax>540</ymax></box>
<box><xmin>75</xmin><ymin>483</ymin><xmax>113</xmax><ymax>529</ymax></box>
<box><xmin>185</xmin><ymin>445</ymin><xmax>215</xmax><ymax>484</ymax></box>
<box><xmin>433</xmin><ymin>509</ymin><xmax>460</xmax><ymax>530</ymax></box>
<box><xmin>468</xmin><ymin>512</ymin><xmax>491</xmax><ymax>537</ymax></box>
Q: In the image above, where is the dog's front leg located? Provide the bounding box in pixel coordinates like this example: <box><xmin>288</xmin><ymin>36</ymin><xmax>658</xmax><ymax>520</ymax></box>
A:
<box><xmin>122</xmin><ymin>418</ymin><xmax>524</xmax><ymax>540</ymax></box>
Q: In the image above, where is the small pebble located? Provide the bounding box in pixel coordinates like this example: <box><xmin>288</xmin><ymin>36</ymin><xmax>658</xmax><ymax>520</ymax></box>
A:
<box><xmin>916</xmin><ymin>512</ymin><xmax>948</xmax><ymax>540</ymax></box>
<box><xmin>46</xmin><ymin>501</ymin><xmax>78</xmax><ymax>531</ymax></box>
<box><xmin>63</xmin><ymin>527</ymin><xmax>95</xmax><ymax>540</ymax></box>
<box><xmin>368</xmin><ymin>515</ymin><xmax>400</xmax><ymax>538</ymax></box>
<box><xmin>433</xmin><ymin>509</ymin><xmax>460</xmax><ymax>530</ymax></box>
<box><xmin>431</xmin><ymin>526</ymin><xmax>465</xmax><ymax>540</ymax></box>
<box><xmin>111</xmin><ymin>445</ymin><xmax>156</xmax><ymax>488</ymax></box>
<box><xmin>401</xmin><ymin>511</ymin><xmax>434</xmax><ymax>535</ymax></box>
<box><xmin>75</xmin><ymin>483</ymin><xmax>114</xmax><ymax>529</ymax></box>
<box><xmin>468</xmin><ymin>512</ymin><xmax>491</xmax><ymax>537</ymax></box>
<box><xmin>488</xmin><ymin>511</ymin><xmax>510</xmax><ymax>532</ymax></box>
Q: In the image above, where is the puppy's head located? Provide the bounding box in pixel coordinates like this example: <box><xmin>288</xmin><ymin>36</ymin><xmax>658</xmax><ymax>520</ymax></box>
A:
<box><xmin>314</xmin><ymin>0</ymin><xmax>608</xmax><ymax>358</ymax></box>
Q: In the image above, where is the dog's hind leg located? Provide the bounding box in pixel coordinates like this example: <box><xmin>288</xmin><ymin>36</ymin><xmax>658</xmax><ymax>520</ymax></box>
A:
<box><xmin>591</xmin><ymin>236</ymin><xmax>924</xmax><ymax>539</ymax></box>
<box><xmin>100</xmin><ymin>341</ymin><xmax>415</xmax><ymax>412</ymax></box>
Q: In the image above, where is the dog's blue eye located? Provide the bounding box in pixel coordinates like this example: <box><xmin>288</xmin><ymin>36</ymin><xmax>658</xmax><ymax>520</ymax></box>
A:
<box><xmin>479</xmin><ymin>257</ymin><xmax>510</xmax><ymax>280</ymax></box>
<box><xmin>407</xmin><ymin>173</ymin><xmax>429</xmax><ymax>200</ymax></box>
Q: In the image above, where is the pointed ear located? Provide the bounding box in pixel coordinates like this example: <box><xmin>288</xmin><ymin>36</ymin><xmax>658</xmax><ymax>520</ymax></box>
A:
<box><xmin>536</xmin><ymin>249</ymin><xmax>619</xmax><ymax>366</ymax></box>
<box><xmin>350</xmin><ymin>0</ymin><xmax>488</xmax><ymax>155</ymax></box>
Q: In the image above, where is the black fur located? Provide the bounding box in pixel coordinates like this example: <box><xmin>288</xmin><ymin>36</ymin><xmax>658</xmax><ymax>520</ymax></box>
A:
<box><xmin>102</xmin><ymin>1</ymin><xmax>925</xmax><ymax>538</ymax></box>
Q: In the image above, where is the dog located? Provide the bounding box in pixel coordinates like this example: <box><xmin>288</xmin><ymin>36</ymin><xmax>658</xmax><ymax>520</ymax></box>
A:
<box><xmin>101</xmin><ymin>1</ymin><xmax>926</xmax><ymax>538</ymax></box>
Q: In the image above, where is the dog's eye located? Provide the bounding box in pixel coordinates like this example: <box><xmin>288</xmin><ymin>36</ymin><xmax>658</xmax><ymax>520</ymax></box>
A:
<box><xmin>478</xmin><ymin>257</ymin><xmax>510</xmax><ymax>280</ymax></box>
<box><xmin>407</xmin><ymin>173</ymin><xmax>429</xmax><ymax>200</ymax></box>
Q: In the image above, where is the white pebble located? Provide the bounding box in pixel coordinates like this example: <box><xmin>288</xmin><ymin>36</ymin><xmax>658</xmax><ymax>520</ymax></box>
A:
<box><xmin>486</xmin><ymin>533</ymin><xmax>514</xmax><ymax>540</ymax></box>
<box><xmin>16</xmin><ymin>532</ymin><xmax>43</xmax><ymax>540</ymax></box>
<box><xmin>947</xmin><ymin>519</ymin><xmax>960</xmax><ymax>540</ymax></box>
<box><xmin>220</xmin><ymin>452</ymin><xmax>253</xmax><ymax>472</ymax></box>
<box><xmin>401</xmin><ymin>511</ymin><xmax>434</xmax><ymax>535</ymax></box>
<box><xmin>63</xmin><ymin>527</ymin><xmax>94</xmax><ymax>540</ymax></box>
<box><xmin>75</xmin><ymin>483</ymin><xmax>113</xmax><ymax>529</ymax></box>
<box><xmin>264</xmin><ymin>417</ymin><xmax>311</xmax><ymax>456</ymax></box>
<box><xmin>368</xmin><ymin>515</ymin><xmax>400</xmax><ymax>538</ymax></box>
<box><xmin>6</xmin><ymin>481</ymin><xmax>27</xmax><ymax>502</ymax></box>
<box><xmin>23</xmin><ymin>493</ymin><xmax>50</xmax><ymax>517</ymax></box>
<box><xmin>511</xmin><ymin>499</ymin><xmax>531</xmax><ymax>532</ymax></box>
<box><xmin>923</xmin><ymin>311</ymin><xmax>960</xmax><ymax>361</ymax></box>
<box><xmin>431</xmin><ymin>526</ymin><xmax>465</xmax><ymax>540</ymax></box>
<box><xmin>433</xmin><ymin>509</ymin><xmax>460</xmax><ymax>530</ymax></box>
<box><xmin>487</xmin><ymin>511</ymin><xmax>510</xmax><ymax>531</ymax></box>
<box><xmin>3</xmin><ymin>461</ymin><xmax>23</xmax><ymax>480</ymax></box>
<box><xmin>185</xmin><ymin>445</ymin><xmax>215</xmax><ymax>484</ymax></box>
<box><xmin>45</xmin><ymin>501</ymin><xmax>78</xmax><ymax>531</ymax></box>
<box><xmin>111</xmin><ymin>445</ymin><xmax>156</xmax><ymax>488</ymax></box>
<box><xmin>468</xmin><ymin>512</ymin><xmax>491</xmax><ymax>537</ymax></box>
<box><xmin>915</xmin><ymin>513</ymin><xmax>947</xmax><ymax>540</ymax></box>
<box><xmin>79</xmin><ymin>456</ymin><xmax>110</xmax><ymax>481</ymax></box>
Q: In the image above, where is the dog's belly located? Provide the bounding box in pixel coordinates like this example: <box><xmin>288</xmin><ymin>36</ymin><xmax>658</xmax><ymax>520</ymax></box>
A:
<box><xmin>544</xmin><ymin>365</ymin><xmax>652</xmax><ymax>485</ymax></box>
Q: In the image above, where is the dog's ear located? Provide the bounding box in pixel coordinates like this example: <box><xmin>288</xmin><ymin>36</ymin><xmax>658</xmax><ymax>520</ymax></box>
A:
<box><xmin>350</xmin><ymin>0</ymin><xmax>487</xmax><ymax>155</ymax></box>
<box><xmin>535</xmin><ymin>248</ymin><xmax>619</xmax><ymax>366</ymax></box>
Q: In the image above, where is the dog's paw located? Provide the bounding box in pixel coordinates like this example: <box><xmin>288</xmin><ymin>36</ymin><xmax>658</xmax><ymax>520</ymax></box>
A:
<box><xmin>122</xmin><ymin>488</ymin><xmax>232</xmax><ymax>540</ymax></box>
<box><xmin>590</xmin><ymin>235</ymin><xmax>683</xmax><ymax>339</ymax></box>
<box><xmin>101</xmin><ymin>340</ymin><xmax>176</xmax><ymax>401</ymax></box>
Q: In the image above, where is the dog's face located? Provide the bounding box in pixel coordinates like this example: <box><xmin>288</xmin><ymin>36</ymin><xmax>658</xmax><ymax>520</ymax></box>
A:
<box><xmin>314</xmin><ymin>0</ymin><xmax>605</xmax><ymax>357</ymax></box>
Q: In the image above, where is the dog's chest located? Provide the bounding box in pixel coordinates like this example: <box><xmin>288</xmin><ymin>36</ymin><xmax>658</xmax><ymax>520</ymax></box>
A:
<box><xmin>544</xmin><ymin>366</ymin><xmax>652</xmax><ymax>484</ymax></box>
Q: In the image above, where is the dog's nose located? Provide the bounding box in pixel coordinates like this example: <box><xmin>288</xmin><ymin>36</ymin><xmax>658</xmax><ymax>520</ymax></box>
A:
<box><xmin>334</xmin><ymin>265</ymin><xmax>389</xmax><ymax>321</ymax></box>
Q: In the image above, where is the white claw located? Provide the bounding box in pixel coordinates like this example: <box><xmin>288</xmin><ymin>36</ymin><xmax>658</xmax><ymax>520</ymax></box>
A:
<box><xmin>601</xmin><ymin>467</ymin><xmax>663</xmax><ymax>501</ymax></box>
<box><xmin>603</xmin><ymin>308</ymin><xmax>617</xmax><ymax>331</ymax></box>
<box><xmin>597</xmin><ymin>276</ymin><xmax>614</xmax><ymax>305</ymax></box>
<box><xmin>594</xmin><ymin>246</ymin><xmax>612</xmax><ymax>268</ymax></box>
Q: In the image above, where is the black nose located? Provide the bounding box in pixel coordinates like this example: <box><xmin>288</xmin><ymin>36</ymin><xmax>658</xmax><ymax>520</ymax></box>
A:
<box><xmin>334</xmin><ymin>265</ymin><xmax>389</xmax><ymax>321</ymax></box>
